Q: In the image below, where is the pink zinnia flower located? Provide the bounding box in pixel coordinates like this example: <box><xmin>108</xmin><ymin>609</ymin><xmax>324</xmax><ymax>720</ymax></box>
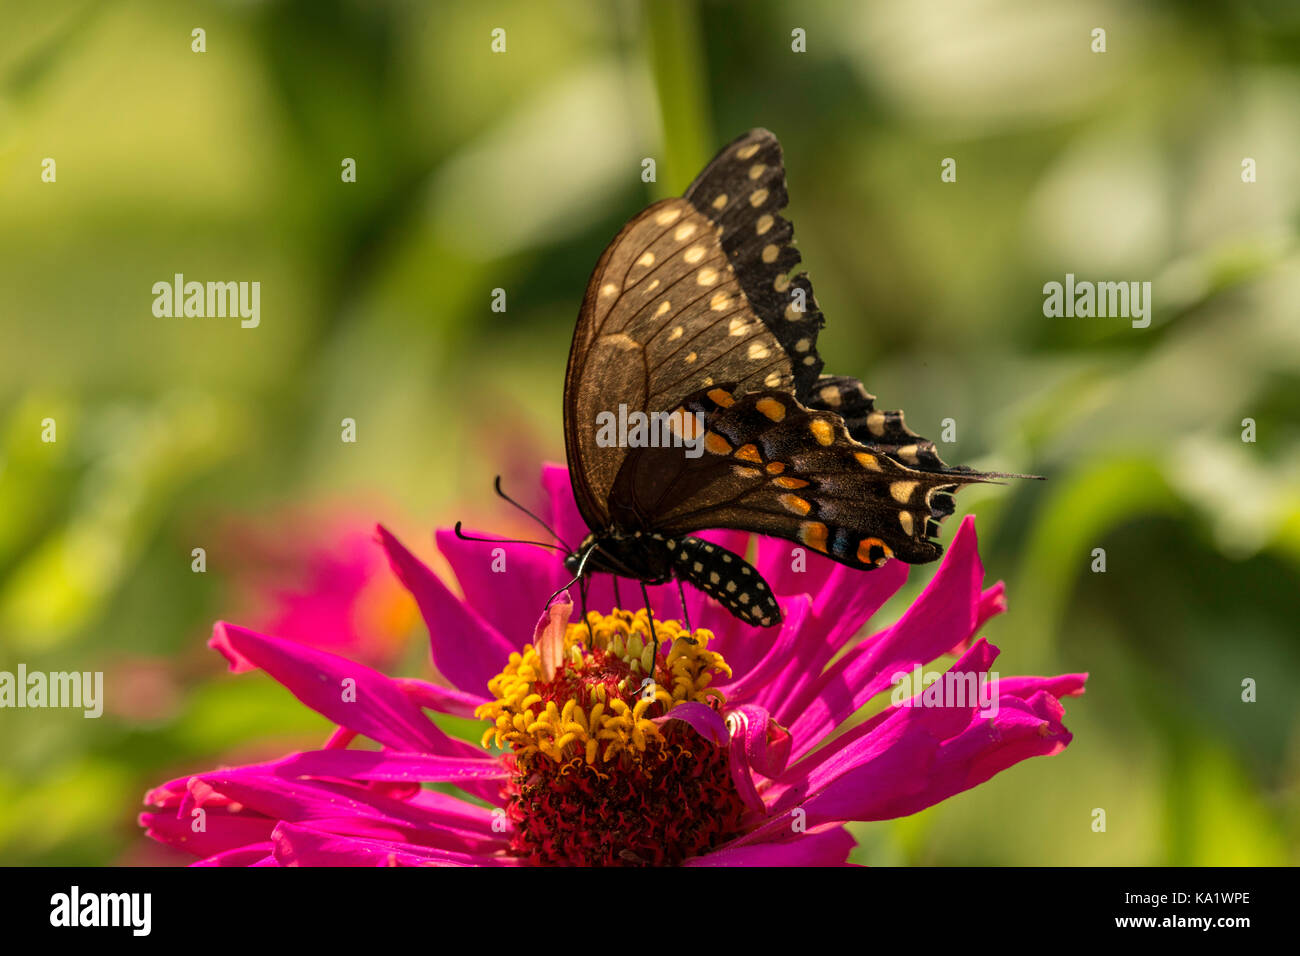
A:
<box><xmin>221</xmin><ymin>513</ymin><xmax>421</xmax><ymax>667</ymax></box>
<box><xmin>139</xmin><ymin>465</ymin><xmax>1085</xmax><ymax>866</ymax></box>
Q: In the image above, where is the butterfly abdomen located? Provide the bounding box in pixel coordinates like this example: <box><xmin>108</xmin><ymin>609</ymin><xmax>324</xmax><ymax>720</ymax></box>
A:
<box><xmin>669</xmin><ymin>535</ymin><xmax>780</xmax><ymax>628</ymax></box>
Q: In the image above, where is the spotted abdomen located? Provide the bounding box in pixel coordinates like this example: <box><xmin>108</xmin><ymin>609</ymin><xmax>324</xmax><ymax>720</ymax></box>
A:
<box><xmin>669</xmin><ymin>535</ymin><xmax>780</xmax><ymax>628</ymax></box>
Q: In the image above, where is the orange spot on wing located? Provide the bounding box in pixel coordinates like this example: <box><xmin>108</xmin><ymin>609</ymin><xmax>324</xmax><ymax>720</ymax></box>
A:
<box><xmin>856</xmin><ymin>537</ymin><xmax>893</xmax><ymax>565</ymax></box>
<box><xmin>704</xmin><ymin>432</ymin><xmax>732</xmax><ymax>455</ymax></box>
<box><xmin>779</xmin><ymin>494</ymin><xmax>812</xmax><ymax>516</ymax></box>
<box><xmin>667</xmin><ymin>406</ymin><xmax>699</xmax><ymax>440</ymax></box>
<box><xmin>809</xmin><ymin>420</ymin><xmax>834</xmax><ymax>446</ymax></box>
<box><xmin>800</xmin><ymin>522</ymin><xmax>829</xmax><ymax>553</ymax></box>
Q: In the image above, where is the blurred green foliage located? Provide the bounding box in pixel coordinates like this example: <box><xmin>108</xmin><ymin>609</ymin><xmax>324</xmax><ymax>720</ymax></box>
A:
<box><xmin>1</xmin><ymin>0</ymin><xmax>1297</xmax><ymax>865</ymax></box>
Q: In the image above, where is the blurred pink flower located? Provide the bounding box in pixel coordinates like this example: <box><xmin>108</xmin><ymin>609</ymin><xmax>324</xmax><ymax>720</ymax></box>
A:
<box><xmin>222</xmin><ymin>514</ymin><xmax>420</xmax><ymax>667</ymax></box>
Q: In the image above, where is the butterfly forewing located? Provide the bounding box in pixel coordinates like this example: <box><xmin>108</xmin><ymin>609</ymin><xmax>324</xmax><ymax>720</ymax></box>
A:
<box><xmin>683</xmin><ymin>129</ymin><xmax>828</xmax><ymax>399</ymax></box>
<box><xmin>564</xmin><ymin>196</ymin><xmax>795</xmax><ymax>527</ymax></box>
<box><xmin>681</xmin><ymin>130</ymin><xmax>973</xmax><ymax>486</ymax></box>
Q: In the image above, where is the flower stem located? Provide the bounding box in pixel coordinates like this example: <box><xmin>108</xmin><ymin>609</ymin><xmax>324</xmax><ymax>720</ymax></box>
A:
<box><xmin>641</xmin><ymin>0</ymin><xmax>714</xmax><ymax>198</ymax></box>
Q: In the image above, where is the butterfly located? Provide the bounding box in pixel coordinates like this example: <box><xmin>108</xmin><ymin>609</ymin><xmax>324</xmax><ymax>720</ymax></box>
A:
<box><xmin>471</xmin><ymin>129</ymin><xmax>1023</xmax><ymax>645</ymax></box>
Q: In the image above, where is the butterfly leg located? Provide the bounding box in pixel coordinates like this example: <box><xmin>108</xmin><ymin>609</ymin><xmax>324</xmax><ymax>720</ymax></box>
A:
<box><xmin>638</xmin><ymin>581</ymin><xmax>659</xmax><ymax>700</ymax></box>
<box><xmin>676</xmin><ymin>578</ymin><xmax>694</xmax><ymax>638</ymax></box>
<box><xmin>612</xmin><ymin>576</ymin><xmax>623</xmax><ymax>610</ymax></box>
<box><xmin>578</xmin><ymin>576</ymin><xmax>593</xmax><ymax>645</ymax></box>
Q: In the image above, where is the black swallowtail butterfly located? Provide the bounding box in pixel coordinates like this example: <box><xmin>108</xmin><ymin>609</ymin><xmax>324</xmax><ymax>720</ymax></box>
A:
<box><xmin>549</xmin><ymin>128</ymin><xmax>1024</xmax><ymax>636</ymax></box>
<box><xmin>457</xmin><ymin>129</ymin><xmax>1027</xmax><ymax>654</ymax></box>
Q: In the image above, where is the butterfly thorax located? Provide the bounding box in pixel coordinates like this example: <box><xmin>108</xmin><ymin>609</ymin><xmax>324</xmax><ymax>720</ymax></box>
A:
<box><xmin>566</xmin><ymin>530</ymin><xmax>676</xmax><ymax>584</ymax></box>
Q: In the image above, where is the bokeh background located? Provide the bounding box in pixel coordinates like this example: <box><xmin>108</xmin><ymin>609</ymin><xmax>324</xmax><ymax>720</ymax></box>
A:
<box><xmin>1</xmin><ymin>0</ymin><xmax>1297</xmax><ymax>865</ymax></box>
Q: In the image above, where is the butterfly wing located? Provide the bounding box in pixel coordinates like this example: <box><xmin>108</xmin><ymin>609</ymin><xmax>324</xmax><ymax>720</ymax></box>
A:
<box><xmin>682</xmin><ymin>128</ymin><xmax>827</xmax><ymax>400</ymax></box>
<box><xmin>677</xmin><ymin>128</ymin><xmax>992</xmax><ymax>552</ymax></box>
<box><xmin>684</xmin><ymin>130</ymin><xmax>969</xmax><ymax>472</ymax></box>
<box><xmin>565</xmin><ymin>127</ymin><xmax>1002</xmax><ymax>564</ymax></box>
<box><xmin>563</xmin><ymin>192</ymin><xmax>795</xmax><ymax>529</ymax></box>
<box><xmin>609</xmin><ymin>385</ymin><xmax>963</xmax><ymax>567</ymax></box>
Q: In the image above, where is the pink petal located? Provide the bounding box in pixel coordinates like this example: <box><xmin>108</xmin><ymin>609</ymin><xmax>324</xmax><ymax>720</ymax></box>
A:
<box><xmin>727</xmin><ymin>729</ymin><xmax>765</xmax><ymax>813</ymax></box>
<box><xmin>686</xmin><ymin>824</ymin><xmax>856</xmax><ymax>866</ymax></box>
<box><xmin>947</xmin><ymin>582</ymin><xmax>1007</xmax><ymax>654</ymax></box>
<box><xmin>759</xmin><ymin>559</ymin><xmax>908</xmax><ymax>720</ymax></box>
<box><xmin>782</xmin><ymin>516</ymin><xmax>1001</xmax><ymax>759</ymax></box>
<box><xmin>725</xmin><ymin>704</ymin><xmax>791</xmax><ymax>814</ymax></box>
<box><xmin>995</xmin><ymin>672</ymin><xmax>1089</xmax><ymax>701</ymax></box>
<box><xmin>405</xmin><ymin>789</ymin><xmax>512</xmax><ymax>836</ymax></box>
<box><xmin>534</xmin><ymin>594</ymin><xmax>572</xmax><ymax>681</ymax></box>
<box><xmin>192</xmin><ymin>843</ymin><xmax>277</xmax><ymax>867</ymax></box>
<box><xmin>264</xmin><ymin>749</ymin><xmax>509</xmax><ymax>785</ymax></box>
<box><xmin>394</xmin><ymin>677</ymin><xmax>489</xmax><ymax>719</ymax></box>
<box><xmin>139</xmin><ymin>807</ymin><xmax>275</xmax><ymax>859</ymax></box>
<box><xmin>435</xmin><ymin>526</ymin><xmax>565</xmax><ymax>646</ymax></box>
<box><xmin>778</xmin><ymin>639</ymin><xmax>1001</xmax><ymax>792</ymax></box>
<box><xmin>717</xmin><ymin>594</ymin><xmax>811</xmax><ymax>703</ymax></box>
<box><xmin>376</xmin><ymin>525</ymin><xmax>515</xmax><ymax>695</ymax></box>
<box><xmin>727</xmin><ymin>704</ymin><xmax>793</xmax><ymax>779</ymax></box>
<box><xmin>655</xmin><ymin>701</ymin><xmax>728</xmax><ymax>746</ymax></box>
<box><xmin>210</xmin><ymin>621</ymin><xmax>469</xmax><ymax>756</ymax></box>
<box><xmin>183</xmin><ymin>772</ymin><xmax>505</xmax><ymax>853</ymax></box>
<box><xmin>773</xmin><ymin>641</ymin><xmax>1083</xmax><ymax>823</ymax></box>
<box><xmin>541</xmin><ymin>463</ymin><xmax>591</xmax><ymax>556</ymax></box>
<box><xmin>270</xmin><ymin>823</ymin><xmax>520</xmax><ymax>867</ymax></box>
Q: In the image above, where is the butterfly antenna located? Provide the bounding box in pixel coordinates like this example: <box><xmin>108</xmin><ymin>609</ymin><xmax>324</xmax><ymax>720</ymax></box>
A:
<box><xmin>453</xmin><ymin>522</ymin><xmax>565</xmax><ymax>552</ymax></box>
<box><xmin>579</xmin><ymin>576</ymin><xmax>593</xmax><ymax>646</ymax></box>
<box><xmin>676</xmin><ymin>579</ymin><xmax>693</xmax><ymax>637</ymax></box>
<box><xmin>493</xmin><ymin>476</ymin><xmax>574</xmax><ymax>552</ymax></box>
<box><xmin>638</xmin><ymin>581</ymin><xmax>660</xmax><ymax>701</ymax></box>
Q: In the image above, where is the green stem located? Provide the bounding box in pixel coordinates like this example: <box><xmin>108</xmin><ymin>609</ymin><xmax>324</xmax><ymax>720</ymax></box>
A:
<box><xmin>641</xmin><ymin>0</ymin><xmax>714</xmax><ymax>197</ymax></box>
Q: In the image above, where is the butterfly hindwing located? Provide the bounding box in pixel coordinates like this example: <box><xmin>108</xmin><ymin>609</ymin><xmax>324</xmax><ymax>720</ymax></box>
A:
<box><xmin>609</xmin><ymin>385</ymin><xmax>974</xmax><ymax>568</ymax></box>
